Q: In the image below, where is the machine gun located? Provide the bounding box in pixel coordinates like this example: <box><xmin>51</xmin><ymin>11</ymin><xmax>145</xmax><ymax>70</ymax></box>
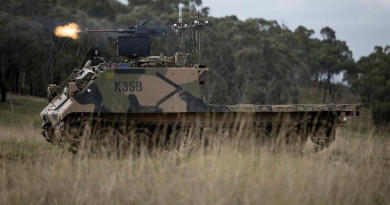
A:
<box><xmin>87</xmin><ymin>21</ymin><xmax>167</xmax><ymax>59</ymax></box>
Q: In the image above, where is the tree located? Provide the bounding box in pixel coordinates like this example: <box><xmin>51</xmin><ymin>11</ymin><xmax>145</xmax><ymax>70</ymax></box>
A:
<box><xmin>0</xmin><ymin>0</ymin><xmax>361</xmax><ymax>108</ymax></box>
<box><xmin>352</xmin><ymin>46</ymin><xmax>390</xmax><ymax>133</ymax></box>
<box><xmin>309</xmin><ymin>27</ymin><xmax>353</xmax><ymax>102</ymax></box>
<box><xmin>0</xmin><ymin>12</ymin><xmax>46</xmax><ymax>101</ymax></box>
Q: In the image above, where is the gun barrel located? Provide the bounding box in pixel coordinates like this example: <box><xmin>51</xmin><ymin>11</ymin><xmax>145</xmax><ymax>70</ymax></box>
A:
<box><xmin>86</xmin><ymin>29</ymin><xmax>118</xmax><ymax>33</ymax></box>
<box><xmin>86</xmin><ymin>28</ymin><xmax>136</xmax><ymax>33</ymax></box>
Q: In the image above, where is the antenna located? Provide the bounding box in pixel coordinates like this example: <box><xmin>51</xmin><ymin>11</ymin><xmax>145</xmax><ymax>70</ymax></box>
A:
<box><xmin>171</xmin><ymin>5</ymin><xmax>208</xmax><ymax>66</ymax></box>
<box><xmin>189</xmin><ymin>10</ymin><xmax>208</xmax><ymax>65</ymax></box>
<box><xmin>179</xmin><ymin>6</ymin><xmax>183</xmax><ymax>24</ymax></box>
<box><xmin>172</xmin><ymin>4</ymin><xmax>187</xmax><ymax>53</ymax></box>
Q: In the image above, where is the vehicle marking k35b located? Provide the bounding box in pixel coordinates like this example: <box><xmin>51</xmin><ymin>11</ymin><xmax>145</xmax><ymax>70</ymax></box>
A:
<box><xmin>114</xmin><ymin>81</ymin><xmax>143</xmax><ymax>92</ymax></box>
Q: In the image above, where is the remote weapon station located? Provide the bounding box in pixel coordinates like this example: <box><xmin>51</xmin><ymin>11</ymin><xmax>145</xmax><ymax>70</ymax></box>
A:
<box><xmin>40</xmin><ymin>9</ymin><xmax>361</xmax><ymax>154</ymax></box>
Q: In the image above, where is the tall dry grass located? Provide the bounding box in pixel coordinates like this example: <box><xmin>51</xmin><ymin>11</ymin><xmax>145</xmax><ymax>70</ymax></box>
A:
<box><xmin>0</xmin><ymin>123</ymin><xmax>389</xmax><ymax>205</ymax></box>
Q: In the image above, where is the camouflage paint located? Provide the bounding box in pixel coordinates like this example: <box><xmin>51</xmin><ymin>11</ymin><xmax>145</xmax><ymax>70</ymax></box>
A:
<box><xmin>40</xmin><ymin>65</ymin><xmax>360</xmax><ymax>127</ymax></box>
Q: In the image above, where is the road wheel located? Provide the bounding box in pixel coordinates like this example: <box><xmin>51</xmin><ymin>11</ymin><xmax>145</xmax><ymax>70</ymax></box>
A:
<box><xmin>277</xmin><ymin>127</ymin><xmax>306</xmax><ymax>153</ymax></box>
<box><xmin>169</xmin><ymin>127</ymin><xmax>203</xmax><ymax>151</ymax></box>
<box><xmin>127</xmin><ymin>128</ymin><xmax>152</xmax><ymax>154</ymax></box>
<box><xmin>94</xmin><ymin>127</ymin><xmax>124</xmax><ymax>157</ymax></box>
<box><xmin>311</xmin><ymin>124</ymin><xmax>336</xmax><ymax>152</ymax></box>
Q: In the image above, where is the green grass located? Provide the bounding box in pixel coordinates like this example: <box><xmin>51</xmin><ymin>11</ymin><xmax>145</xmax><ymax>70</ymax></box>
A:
<box><xmin>0</xmin><ymin>94</ymin><xmax>47</xmax><ymax>128</ymax></box>
<box><xmin>0</xmin><ymin>94</ymin><xmax>52</xmax><ymax>158</ymax></box>
<box><xmin>0</xmin><ymin>141</ymin><xmax>59</xmax><ymax>159</ymax></box>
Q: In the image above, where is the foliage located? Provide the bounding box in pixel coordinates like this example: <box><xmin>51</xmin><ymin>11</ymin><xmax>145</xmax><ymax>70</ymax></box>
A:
<box><xmin>0</xmin><ymin>0</ymin><xmax>359</xmax><ymax>105</ymax></box>
<box><xmin>2</xmin><ymin>0</ymin><xmax>388</xmax><ymax>132</ymax></box>
<box><xmin>351</xmin><ymin>46</ymin><xmax>390</xmax><ymax>132</ymax></box>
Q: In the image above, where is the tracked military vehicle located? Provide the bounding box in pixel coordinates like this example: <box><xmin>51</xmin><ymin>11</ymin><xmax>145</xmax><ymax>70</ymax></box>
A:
<box><xmin>40</xmin><ymin>11</ymin><xmax>361</xmax><ymax>153</ymax></box>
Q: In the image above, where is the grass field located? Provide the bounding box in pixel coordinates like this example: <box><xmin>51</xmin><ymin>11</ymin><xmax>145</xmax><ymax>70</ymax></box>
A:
<box><xmin>0</xmin><ymin>94</ymin><xmax>389</xmax><ymax>205</ymax></box>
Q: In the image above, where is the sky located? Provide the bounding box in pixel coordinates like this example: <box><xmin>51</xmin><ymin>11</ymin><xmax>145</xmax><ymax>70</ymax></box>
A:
<box><xmin>118</xmin><ymin>0</ymin><xmax>390</xmax><ymax>60</ymax></box>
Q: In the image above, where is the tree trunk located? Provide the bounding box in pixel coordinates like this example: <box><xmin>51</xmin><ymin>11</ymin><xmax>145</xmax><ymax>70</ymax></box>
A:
<box><xmin>322</xmin><ymin>73</ymin><xmax>331</xmax><ymax>102</ymax></box>
<box><xmin>0</xmin><ymin>54</ymin><xmax>5</xmax><ymax>103</ymax></box>
<box><xmin>15</xmin><ymin>68</ymin><xmax>19</xmax><ymax>94</ymax></box>
<box><xmin>331</xmin><ymin>83</ymin><xmax>336</xmax><ymax>102</ymax></box>
<box><xmin>0</xmin><ymin>82</ymin><xmax>5</xmax><ymax>102</ymax></box>
<box><xmin>21</xmin><ymin>70</ymin><xmax>25</xmax><ymax>95</ymax></box>
<box><xmin>322</xmin><ymin>82</ymin><xmax>327</xmax><ymax>102</ymax></box>
<box><xmin>29</xmin><ymin>80</ymin><xmax>32</xmax><ymax>96</ymax></box>
<box><xmin>319</xmin><ymin>80</ymin><xmax>322</xmax><ymax>92</ymax></box>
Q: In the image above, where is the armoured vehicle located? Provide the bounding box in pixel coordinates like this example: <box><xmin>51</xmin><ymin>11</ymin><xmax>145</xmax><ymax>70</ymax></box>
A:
<box><xmin>40</xmin><ymin>11</ymin><xmax>361</xmax><ymax>154</ymax></box>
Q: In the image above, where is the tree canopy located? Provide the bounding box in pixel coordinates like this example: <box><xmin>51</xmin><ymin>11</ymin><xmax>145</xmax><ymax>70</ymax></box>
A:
<box><xmin>350</xmin><ymin>47</ymin><xmax>390</xmax><ymax>132</ymax></box>
<box><xmin>0</xmin><ymin>0</ymin><xmax>388</xmax><ymax>131</ymax></box>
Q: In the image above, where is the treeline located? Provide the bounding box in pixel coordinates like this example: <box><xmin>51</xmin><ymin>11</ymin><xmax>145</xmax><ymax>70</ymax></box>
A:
<box><xmin>0</xmin><ymin>0</ymin><xmax>389</xmax><ymax>131</ymax></box>
<box><xmin>351</xmin><ymin>46</ymin><xmax>390</xmax><ymax>133</ymax></box>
